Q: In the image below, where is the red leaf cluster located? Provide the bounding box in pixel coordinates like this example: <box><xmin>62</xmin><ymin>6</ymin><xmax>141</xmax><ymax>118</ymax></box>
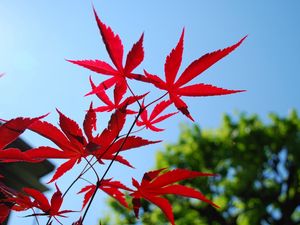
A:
<box><xmin>0</xmin><ymin>6</ymin><xmax>245</xmax><ymax>225</ymax></box>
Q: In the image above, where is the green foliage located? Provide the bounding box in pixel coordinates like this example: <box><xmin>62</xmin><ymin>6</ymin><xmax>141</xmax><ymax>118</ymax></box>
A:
<box><xmin>105</xmin><ymin>110</ymin><xmax>300</xmax><ymax>225</ymax></box>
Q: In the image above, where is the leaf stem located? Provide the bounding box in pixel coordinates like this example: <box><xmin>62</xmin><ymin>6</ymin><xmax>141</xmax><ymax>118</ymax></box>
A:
<box><xmin>145</xmin><ymin>92</ymin><xmax>168</xmax><ymax>108</ymax></box>
<box><xmin>80</xmin><ymin>109</ymin><xmax>142</xmax><ymax>223</ymax></box>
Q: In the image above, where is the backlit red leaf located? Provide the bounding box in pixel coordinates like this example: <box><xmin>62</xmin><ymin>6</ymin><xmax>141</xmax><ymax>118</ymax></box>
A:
<box><xmin>130</xmin><ymin>168</ymin><xmax>217</xmax><ymax>225</ymax></box>
<box><xmin>144</xmin><ymin>32</ymin><xmax>246</xmax><ymax>120</ymax></box>
<box><xmin>83</xmin><ymin>103</ymin><xmax>97</xmax><ymax>141</ymax></box>
<box><xmin>124</xmin><ymin>33</ymin><xmax>144</xmax><ymax>74</ymax></box>
<box><xmin>175</xmin><ymin>36</ymin><xmax>247</xmax><ymax>87</ymax></box>
<box><xmin>165</xmin><ymin>29</ymin><xmax>184</xmax><ymax>85</ymax></box>
<box><xmin>93</xmin><ymin>7</ymin><xmax>124</xmax><ymax>71</ymax></box>
<box><xmin>0</xmin><ymin>115</ymin><xmax>46</xmax><ymax>150</ymax></box>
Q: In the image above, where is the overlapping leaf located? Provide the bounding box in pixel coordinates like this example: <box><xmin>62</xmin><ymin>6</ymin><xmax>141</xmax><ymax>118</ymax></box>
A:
<box><xmin>130</xmin><ymin>168</ymin><xmax>218</xmax><ymax>225</ymax></box>
<box><xmin>144</xmin><ymin>30</ymin><xmax>246</xmax><ymax>120</ymax></box>
<box><xmin>0</xmin><ymin>104</ymin><xmax>159</xmax><ymax>181</ymax></box>
<box><xmin>78</xmin><ymin>178</ymin><xmax>132</xmax><ymax>209</ymax></box>
<box><xmin>22</xmin><ymin>184</ymin><xmax>74</xmax><ymax>217</ymax></box>
<box><xmin>0</xmin><ymin>115</ymin><xmax>47</xmax><ymax>162</ymax></box>
<box><xmin>137</xmin><ymin>100</ymin><xmax>178</xmax><ymax>132</ymax></box>
<box><xmin>26</xmin><ymin>104</ymin><xmax>128</xmax><ymax>182</ymax></box>
<box><xmin>89</xmin><ymin>77</ymin><xmax>147</xmax><ymax>114</ymax></box>
<box><xmin>0</xmin><ymin>115</ymin><xmax>46</xmax><ymax>150</ymax></box>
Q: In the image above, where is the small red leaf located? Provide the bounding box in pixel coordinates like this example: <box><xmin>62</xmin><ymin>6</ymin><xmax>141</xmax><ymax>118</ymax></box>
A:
<box><xmin>83</xmin><ymin>103</ymin><xmax>97</xmax><ymax>141</ymax></box>
<box><xmin>50</xmin><ymin>184</ymin><xmax>63</xmax><ymax>215</ymax></box>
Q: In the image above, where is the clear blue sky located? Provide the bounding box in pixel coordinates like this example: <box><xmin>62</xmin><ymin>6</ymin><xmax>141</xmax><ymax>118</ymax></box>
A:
<box><xmin>1</xmin><ymin>1</ymin><xmax>300</xmax><ymax>225</ymax></box>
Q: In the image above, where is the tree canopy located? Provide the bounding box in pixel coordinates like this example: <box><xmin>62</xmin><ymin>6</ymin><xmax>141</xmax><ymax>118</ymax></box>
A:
<box><xmin>104</xmin><ymin>110</ymin><xmax>300</xmax><ymax>225</ymax></box>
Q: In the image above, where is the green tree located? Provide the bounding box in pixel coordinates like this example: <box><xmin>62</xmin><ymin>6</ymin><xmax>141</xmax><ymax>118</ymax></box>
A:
<box><xmin>104</xmin><ymin>111</ymin><xmax>300</xmax><ymax>225</ymax></box>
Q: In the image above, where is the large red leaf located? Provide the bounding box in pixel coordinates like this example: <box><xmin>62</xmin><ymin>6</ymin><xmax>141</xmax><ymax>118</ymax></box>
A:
<box><xmin>144</xmin><ymin>31</ymin><xmax>246</xmax><ymax>120</ymax></box>
<box><xmin>130</xmin><ymin>168</ymin><xmax>217</xmax><ymax>225</ymax></box>
<box><xmin>0</xmin><ymin>115</ymin><xmax>46</xmax><ymax>150</ymax></box>
<box><xmin>69</xmin><ymin>7</ymin><xmax>145</xmax><ymax>105</ymax></box>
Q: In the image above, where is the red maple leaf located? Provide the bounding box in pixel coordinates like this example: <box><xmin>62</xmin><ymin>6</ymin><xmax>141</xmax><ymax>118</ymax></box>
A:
<box><xmin>67</xmin><ymin>8</ymin><xmax>145</xmax><ymax>97</ymax></box>
<box><xmin>0</xmin><ymin>115</ymin><xmax>47</xmax><ymax>162</ymax></box>
<box><xmin>0</xmin><ymin>115</ymin><xmax>46</xmax><ymax>150</ymax></box>
<box><xmin>89</xmin><ymin>76</ymin><xmax>147</xmax><ymax>114</ymax></box>
<box><xmin>130</xmin><ymin>168</ymin><xmax>218</xmax><ymax>225</ymax></box>
<box><xmin>0</xmin><ymin>105</ymin><xmax>112</xmax><ymax>181</ymax></box>
<box><xmin>144</xmin><ymin>30</ymin><xmax>246</xmax><ymax>121</ymax></box>
<box><xmin>136</xmin><ymin>100</ymin><xmax>178</xmax><ymax>132</ymax></box>
<box><xmin>78</xmin><ymin>178</ymin><xmax>132</xmax><ymax>209</ymax></box>
<box><xmin>26</xmin><ymin>105</ymin><xmax>129</xmax><ymax>182</ymax></box>
<box><xmin>22</xmin><ymin>184</ymin><xmax>74</xmax><ymax>218</ymax></box>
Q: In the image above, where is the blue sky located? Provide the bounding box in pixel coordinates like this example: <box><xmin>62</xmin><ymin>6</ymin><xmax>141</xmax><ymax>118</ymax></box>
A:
<box><xmin>1</xmin><ymin>1</ymin><xmax>300</xmax><ymax>225</ymax></box>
